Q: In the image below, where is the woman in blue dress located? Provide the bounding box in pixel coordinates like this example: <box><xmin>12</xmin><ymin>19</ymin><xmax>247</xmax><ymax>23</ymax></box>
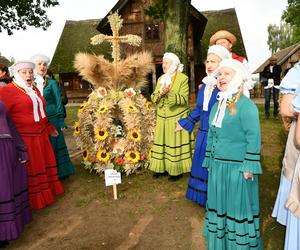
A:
<box><xmin>272</xmin><ymin>61</ymin><xmax>300</xmax><ymax>250</ymax></box>
<box><xmin>175</xmin><ymin>45</ymin><xmax>230</xmax><ymax>206</ymax></box>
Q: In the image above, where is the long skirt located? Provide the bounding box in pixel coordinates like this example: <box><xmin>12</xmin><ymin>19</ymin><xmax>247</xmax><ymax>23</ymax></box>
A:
<box><xmin>0</xmin><ymin>138</ymin><xmax>32</xmax><ymax>240</ymax></box>
<box><xmin>48</xmin><ymin>117</ymin><xmax>74</xmax><ymax>178</ymax></box>
<box><xmin>22</xmin><ymin>130</ymin><xmax>64</xmax><ymax>209</ymax></box>
<box><xmin>204</xmin><ymin>160</ymin><xmax>262</xmax><ymax>249</ymax></box>
<box><xmin>150</xmin><ymin>112</ymin><xmax>195</xmax><ymax>176</ymax></box>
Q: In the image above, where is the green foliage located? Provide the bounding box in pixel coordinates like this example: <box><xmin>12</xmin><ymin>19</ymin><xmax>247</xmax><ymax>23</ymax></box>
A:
<box><xmin>267</xmin><ymin>22</ymin><xmax>295</xmax><ymax>54</ymax></box>
<box><xmin>144</xmin><ymin>0</ymin><xmax>167</xmax><ymax>21</ymax></box>
<box><xmin>0</xmin><ymin>0</ymin><xmax>59</xmax><ymax>35</ymax></box>
<box><xmin>282</xmin><ymin>0</ymin><xmax>300</xmax><ymax>42</ymax></box>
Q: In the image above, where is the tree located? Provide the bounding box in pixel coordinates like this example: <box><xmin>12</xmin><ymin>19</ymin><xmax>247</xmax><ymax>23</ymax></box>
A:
<box><xmin>282</xmin><ymin>0</ymin><xmax>300</xmax><ymax>42</ymax></box>
<box><xmin>144</xmin><ymin>0</ymin><xmax>191</xmax><ymax>70</ymax></box>
<box><xmin>0</xmin><ymin>0</ymin><xmax>59</xmax><ymax>35</ymax></box>
<box><xmin>267</xmin><ymin>22</ymin><xmax>294</xmax><ymax>54</ymax></box>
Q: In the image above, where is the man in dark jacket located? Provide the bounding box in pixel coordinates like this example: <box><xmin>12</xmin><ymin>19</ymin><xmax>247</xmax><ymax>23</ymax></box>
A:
<box><xmin>261</xmin><ymin>56</ymin><xmax>281</xmax><ymax>118</ymax></box>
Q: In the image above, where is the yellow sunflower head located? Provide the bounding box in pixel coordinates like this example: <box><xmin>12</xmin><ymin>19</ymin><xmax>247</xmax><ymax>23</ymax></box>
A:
<box><xmin>78</xmin><ymin>102</ymin><xmax>87</xmax><ymax>113</ymax></box>
<box><xmin>74</xmin><ymin>122</ymin><xmax>80</xmax><ymax>135</ymax></box>
<box><xmin>130</xmin><ymin>129</ymin><xmax>141</xmax><ymax>142</ymax></box>
<box><xmin>82</xmin><ymin>149</ymin><xmax>90</xmax><ymax>161</ymax></box>
<box><xmin>96</xmin><ymin>149</ymin><xmax>110</xmax><ymax>163</ymax></box>
<box><xmin>128</xmin><ymin>104</ymin><xmax>137</xmax><ymax>112</ymax></box>
<box><xmin>97</xmin><ymin>104</ymin><xmax>109</xmax><ymax>114</ymax></box>
<box><xmin>95</xmin><ymin>128</ymin><xmax>109</xmax><ymax>141</ymax></box>
<box><xmin>125</xmin><ymin>150</ymin><xmax>140</xmax><ymax>163</ymax></box>
<box><xmin>146</xmin><ymin>101</ymin><xmax>153</xmax><ymax>110</ymax></box>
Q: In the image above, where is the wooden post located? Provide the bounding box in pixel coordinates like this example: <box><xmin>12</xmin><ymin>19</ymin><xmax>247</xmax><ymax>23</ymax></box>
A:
<box><xmin>113</xmin><ymin>184</ymin><xmax>118</xmax><ymax>200</ymax></box>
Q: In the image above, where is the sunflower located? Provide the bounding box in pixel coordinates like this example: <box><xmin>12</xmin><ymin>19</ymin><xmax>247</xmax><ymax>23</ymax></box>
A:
<box><xmin>146</xmin><ymin>101</ymin><xmax>153</xmax><ymax>110</ymax></box>
<box><xmin>74</xmin><ymin>122</ymin><xmax>80</xmax><ymax>135</ymax></box>
<box><xmin>96</xmin><ymin>149</ymin><xmax>110</xmax><ymax>163</ymax></box>
<box><xmin>82</xmin><ymin>149</ymin><xmax>90</xmax><ymax>161</ymax></box>
<box><xmin>95</xmin><ymin>128</ymin><xmax>109</xmax><ymax>140</ymax></box>
<box><xmin>97</xmin><ymin>104</ymin><xmax>109</xmax><ymax>114</ymax></box>
<box><xmin>129</xmin><ymin>129</ymin><xmax>141</xmax><ymax>142</ymax></box>
<box><xmin>125</xmin><ymin>150</ymin><xmax>140</xmax><ymax>163</ymax></box>
<box><xmin>78</xmin><ymin>102</ymin><xmax>87</xmax><ymax>113</ymax></box>
<box><xmin>128</xmin><ymin>104</ymin><xmax>137</xmax><ymax>112</ymax></box>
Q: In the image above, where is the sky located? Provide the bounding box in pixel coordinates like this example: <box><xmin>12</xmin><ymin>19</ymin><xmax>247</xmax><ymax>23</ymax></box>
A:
<box><xmin>0</xmin><ymin>0</ymin><xmax>288</xmax><ymax>72</ymax></box>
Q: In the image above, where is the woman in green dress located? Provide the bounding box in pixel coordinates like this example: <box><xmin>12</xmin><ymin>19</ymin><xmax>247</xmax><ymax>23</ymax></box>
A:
<box><xmin>150</xmin><ymin>52</ymin><xmax>194</xmax><ymax>179</ymax></box>
<box><xmin>203</xmin><ymin>59</ymin><xmax>263</xmax><ymax>249</ymax></box>
<box><xmin>30</xmin><ymin>54</ymin><xmax>75</xmax><ymax>179</ymax></box>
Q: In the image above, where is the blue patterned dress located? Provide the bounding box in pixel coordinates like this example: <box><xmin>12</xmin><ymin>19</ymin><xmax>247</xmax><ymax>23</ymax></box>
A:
<box><xmin>178</xmin><ymin>83</ymin><xmax>219</xmax><ymax>206</ymax></box>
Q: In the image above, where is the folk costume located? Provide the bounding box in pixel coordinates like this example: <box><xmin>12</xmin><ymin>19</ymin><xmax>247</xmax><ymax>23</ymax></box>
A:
<box><xmin>150</xmin><ymin>53</ymin><xmax>195</xmax><ymax>176</ymax></box>
<box><xmin>272</xmin><ymin>61</ymin><xmax>300</xmax><ymax>250</ymax></box>
<box><xmin>203</xmin><ymin>59</ymin><xmax>263</xmax><ymax>249</ymax></box>
<box><xmin>178</xmin><ymin>45</ymin><xmax>230</xmax><ymax>206</ymax></box>
<box><xmin>0</xmin><ymin>100</ymin><xmax>32</xmax><ymax>242</ymax></box>
<box><xmin>0</xmin><ymin>61</ymin><xmax>64</xmax><ymax>209</ymax></box>
<box><xmin>31</xmin><ymin>54</ymin><xmax>74</xmax><ymax>179</ymax></box>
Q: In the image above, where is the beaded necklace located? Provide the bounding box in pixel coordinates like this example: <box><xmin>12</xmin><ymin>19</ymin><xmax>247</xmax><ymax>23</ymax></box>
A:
<box><xmin>226</xmin><ymin>94</ymin><xmax>239</xmax><ymax>106</ymax></box>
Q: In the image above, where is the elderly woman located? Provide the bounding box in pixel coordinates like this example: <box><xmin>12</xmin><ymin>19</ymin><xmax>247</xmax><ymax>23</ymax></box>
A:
<box><xmin>30</xmin><ymin>54</ymin><xmax>74</xmax><ymax>179</ymax></box>
<box><xmin>272</xmin><ymin>61</ymin><xmax>300</xmax><ymax>250</ymax></box>
<box><xmin>0</xmin><ymin>61</ymin><xmax>64</xmax><ymax>209</ymax></box>
<box><xmin>150</xmin><ymin>52</ymin><xmax>194</xmax><ymax>180</ymax></box>
<box><xmin>0</xmin><ymin>87</ymin><xmax>31</xmax><ymax>247</ymax></box>
<box><xmin>175</xmin><ymin>45</ymin><xmax>230</xmax><ymax>206</ymax></box>
<box><xmin>203</xmin><ymin>59</ymin><xmax>262</xmax><ymax>249</ymax></box>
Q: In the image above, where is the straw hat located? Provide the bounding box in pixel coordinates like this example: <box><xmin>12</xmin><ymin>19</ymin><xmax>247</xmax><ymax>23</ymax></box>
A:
<box><xmin>209</xmin><ymin>30</ymin><xmax>237</xmax><ymax>46</ymax></box>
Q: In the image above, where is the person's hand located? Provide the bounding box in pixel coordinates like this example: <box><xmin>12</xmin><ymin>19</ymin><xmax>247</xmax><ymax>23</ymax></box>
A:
<box><xmin>175</xmin><ymin>123</ymin><xmax>183</xmax><ymax>132</ymax></box>
<box><xmin>61</xmin><ymin>127</ymin><xmax>66</xmax><ymax>131</ymax></box>
<box><xmin>243</xmin><ymin>172</ymin><xmax>254</xmax><ymax>181</ymax></box>
<box><xmin>160</xmin><ymin>85</ymin><xmax>169</xmax><ymax>96</ymax></box>
<box><xmin>51</xmin><ymin>129</ymin><xmax>59</xmax><ymax>137</ymax></box>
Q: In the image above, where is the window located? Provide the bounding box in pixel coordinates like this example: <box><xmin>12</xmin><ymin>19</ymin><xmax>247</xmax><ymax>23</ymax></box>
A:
<box><xmin>145</xmin><ymin>23</ymin><xmax>160</xmax><ymax>41</ymax></box>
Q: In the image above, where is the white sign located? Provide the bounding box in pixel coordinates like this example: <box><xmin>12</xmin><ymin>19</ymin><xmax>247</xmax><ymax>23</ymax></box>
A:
<box><xmin>104</xmin><ymin>169</ymin><xmax>121</xmax><ymax>186</ymax></box>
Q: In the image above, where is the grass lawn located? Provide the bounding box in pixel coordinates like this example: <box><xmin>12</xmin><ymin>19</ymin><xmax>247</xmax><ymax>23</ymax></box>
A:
<box><xmin>9</xmin><ymin>104</ymin><xmax>286</xmax><ymax>249</ymax></box>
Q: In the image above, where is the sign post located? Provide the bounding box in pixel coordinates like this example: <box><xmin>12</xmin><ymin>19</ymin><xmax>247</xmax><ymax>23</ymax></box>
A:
<box><xmin>104</xmin><ymin>169</ymin><xmax>121</xmax><ymax>200</ymax></box>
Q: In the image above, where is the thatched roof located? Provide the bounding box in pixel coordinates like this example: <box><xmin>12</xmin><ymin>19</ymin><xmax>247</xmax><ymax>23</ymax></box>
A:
<box><xmin>201</xmin><ymin>8</ymin><xmax>247</xmax><ymax>60</ymax></box>
<box><xmin>50</xmin><ymin>19</ymin><xmax>111</xmax><ymax>74</ymax></box>
<box><xmin>254</xmin><ymin>42</ymin><xmax>300</xmax><ymax>73</ymax></box>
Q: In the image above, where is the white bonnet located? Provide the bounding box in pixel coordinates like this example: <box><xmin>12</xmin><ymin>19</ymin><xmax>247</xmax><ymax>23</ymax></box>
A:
<box><xmin>30</xmin><ymin>53</ymin><xmax>50</xmax><ymax>65</ymax></box>
<box><xmin>9</xmin><ymin>61</ymin><xmax>35</xmax><ymax>75</ymax></box>
<box><xmin>207</xmin><ymin>45</ymin><xmax>231</xmax><ymax>60</ymax></box>
<box><xmin>218</xmin><ymin>58</ymin><xmax>250</xmax><ymax>81</ymax></box>
<box><xmin>163</xmin><ymin>52</ymin><xmax>184</xmax><ymax>72</ymax></box>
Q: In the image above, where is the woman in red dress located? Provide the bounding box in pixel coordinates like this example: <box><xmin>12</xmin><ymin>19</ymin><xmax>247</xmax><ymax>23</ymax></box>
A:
<box><xmin>0</xmin><ymin>61</ymin><xmax>64</xmax><ymax>209</ymax></box>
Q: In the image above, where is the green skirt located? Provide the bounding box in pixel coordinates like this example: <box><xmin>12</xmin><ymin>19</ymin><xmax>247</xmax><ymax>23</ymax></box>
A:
<box><xmin>204</xmin><ymin>160</ymin><xmax>263</xmax><ymax>250</ymax></box>
<box><xmin>150</xmin><ymin>111</ymin><xmax>195</xmax><ymax>176</ymax></box>
<box><xmin>49</xmin><ymin>117</ymin><xmax>75</xmax><ymax>179</ymax></box>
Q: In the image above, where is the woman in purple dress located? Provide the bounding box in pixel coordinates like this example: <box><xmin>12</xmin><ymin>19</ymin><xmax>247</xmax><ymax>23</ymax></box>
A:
<box><xmin>0</xmin><ymin>100</ymin><xmax>32</xmax><ymax>247</ymax></box>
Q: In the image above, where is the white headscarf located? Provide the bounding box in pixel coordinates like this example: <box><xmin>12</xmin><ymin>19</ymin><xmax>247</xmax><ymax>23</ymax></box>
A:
<box><xmin>160</xmin><ymin>52</ymin><xmax>184</xmax><ymax>90</ymax></box>
<box><xmin>10</xmin><ymin>61</ymin><xmax>46</xmax><ymax>122</ymax></box>
<box><xmin>30</xmin><ymin>53</ymin><xmax>50</xmax><ymax>96</ymax></box>
<box><xmin>212</xmin><ymin>59</ymin><xmax>250</xmax><ymax>128</ymax></box>
<box><xmin>202</xmin><ymin>45</ymin><xmax>231</xmax><ymax>111</ymax></box>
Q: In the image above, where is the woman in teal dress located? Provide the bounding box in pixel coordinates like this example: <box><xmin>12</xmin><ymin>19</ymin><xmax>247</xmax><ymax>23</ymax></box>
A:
<box><xmin>203</xmin><ymin>59</ymin><xmax>263</xmax><ymax>249</ymax></box>
<box><xmin>30</xmin><ymin>54</ymin><xmax>75</xmax><ymax>179</ymax></box>
<box><xmin>150</xmin><ymin>52</ymin><xmax>195</xmax><ymax>179</ymax></box>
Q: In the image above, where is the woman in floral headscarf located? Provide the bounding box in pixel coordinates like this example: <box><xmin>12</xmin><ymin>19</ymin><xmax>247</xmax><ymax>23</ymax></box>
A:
<box><xmin>150</xmin><ymin>52</ymin><xmax>194</xmax><ymax>180</ymax></box>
